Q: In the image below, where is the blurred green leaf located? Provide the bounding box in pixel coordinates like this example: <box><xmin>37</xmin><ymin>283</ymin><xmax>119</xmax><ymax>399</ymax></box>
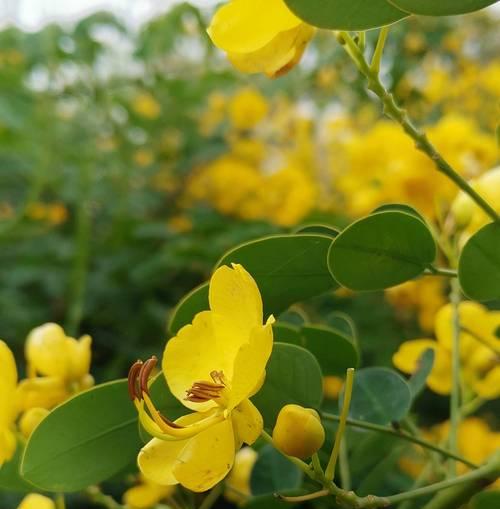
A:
<box><xmin>388</xmin><ymin>0</ymin><xmax>498</xmax><ymax>16</ymax></box>
<box><xmin>0</xmin><ymin>442</ymin><xmax>34</xmax><ymax>493</ymax></box>
<box><xmin>407</xmin><ymin>348</ymin><xmax>435</xmax><ymax>398</ymax></box>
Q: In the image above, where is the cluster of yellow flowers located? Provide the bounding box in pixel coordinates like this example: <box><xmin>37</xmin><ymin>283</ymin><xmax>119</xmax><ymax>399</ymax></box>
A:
<box><xmin>25</xmin><ymin>202</ymin><xmax>69</xmax><ymax>226</ymax></box>
<box><xmin>393</xmin><ymin>302</ymin><xmax>500</xmax><ymax>399</ymax></box>
<box><xmin>1</xmin><ymin>324</ymin><xmax>93</xmax><ymax>509</ymax></box>
<box><xmin>186</xmin><ymin>88</ymin><xmax>319</xmax><ymax>226</ymax></box>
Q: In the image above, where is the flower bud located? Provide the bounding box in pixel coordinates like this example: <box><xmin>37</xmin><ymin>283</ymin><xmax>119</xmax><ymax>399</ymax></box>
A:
<box><xmin>224</xmin><ymin>447</ymin><xmax>258</xmax><ymax>505</ymax></box>
<box><xmin>18</xmin><ymin>494</ymin><xmax>55</xmax><ymax>509</ymax></box>
<box><xmin>19</xmin><ymin>407</ymin><xmax>50</xmax><ymax>439</ymax></box>
<box><xmin>272</xmin><ymin>404</ymin><xmax>325</xmax><ymax>459</ymax></box>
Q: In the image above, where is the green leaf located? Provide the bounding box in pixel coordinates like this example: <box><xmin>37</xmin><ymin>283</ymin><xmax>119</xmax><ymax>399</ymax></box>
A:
<box><xmin>250</xmin><ymin>444</ymin><xmax>302</xmax><ymax>496</ymax></box>
<box><xmin>0</xmin><ymin>442</ymin><xmax>34</xmax><ymax>493</ymax></box>
<box><xmin>168</xmin><ymin>282</ymin><xmax>209</xmax><ymax>334</ymax></box>
<box><xmin>253</xmin><ymin>343</ymin><xmax>323</xmax><ymax>427</ymax></box>
<box><xmin>293</xmin><ymin>224</ymin><xmax>339</xmax><ymax>238</ymax></box>
<box><xmin>170</xmin><ymin>234</ymin><xmax>337</xmax><ymax>334</ymax></box>
<box><xmin>21</xmin><ymin>380</ymin><xmax>141</xmax><ymax>492</ymax></box>
<box><xmin>387</xmin><ymin>0</ymin><xmax>498</xmax><ymax>16</ymax></box>
<box><xmin>407</xmin><ymin>348</ymin><xmax>435</xmax><ymax>398</ymax></box>
<box><xmin>273</xmin><ymin>322</ymin><xmax>303</xmax><ymax>346</ymax></box>
<box><xmin>217</xmin><ymin>234</ymin><xmax>337</xmax><ymax>315</ymax></box>
<box><xmin>328</xmin><ymin>211</ymin><xmax>436</xmax><ymax>291</ymax></box>
<box><xmin>341</xmin><ymin>367</ymin><xmax>411</xmax><ymax>425</ymax></box>
<box><xmin>284</xmin><ymin>0</ymin><xmax>408</xmax><ymax>30</ymax></box>
<box><xmin>458</xmin><ymin>222</ymin><xmax>500</xmax><ymax>301</ymax></box>
<box><xmin>301</xmin><ymin>324</ymin><xmax>359</xmax><ymax>376</ymax></box>
<box><xmin>372</xmin><ymin>203</ymin><xmax>425</xmax><ymax>222</ymax></box>
<box><xmin>471</xmin><ymin>491</ymin><xmax>500</xmax><ymax>509</ymax></box>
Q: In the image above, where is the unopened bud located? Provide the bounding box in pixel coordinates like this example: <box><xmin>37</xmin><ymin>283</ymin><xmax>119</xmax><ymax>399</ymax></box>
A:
<box><xmin>19</xmin><ymin>407</ymin><xmax>50</xmax><ymax>439</ymax></box>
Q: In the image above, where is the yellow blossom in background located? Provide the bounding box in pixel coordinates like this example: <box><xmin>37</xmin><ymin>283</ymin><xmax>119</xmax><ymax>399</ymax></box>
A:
<box><xmin>224</xmin><ymin>447</ymin><xmax>258</xmax><ymax>505</ymax></box>
<box><xmin>123</xmin><ymin>475</ymin><xmax>175</xmax><ymax>509</ymax></box>
<box><xmin>0</xmin><ymin>202</ymin><xmax>13</xmax><ymax>220</ymax></box>
<box><xmin>133</xmin><ymin>264</ymin><xmax>274</xmax><ymax>492</ymax></box>
<box><xmin>207</xmin><ymin>0</ymin><xmax>314</xmax><ymax>78</ymax></box>
<box><xmin>0</xmin><ymin>340</ymin><xmax>19</xmax><ymax>466</ymax></box>
<box><xmin>26</xmin><ymin>202</ymin><xmax>69</xmax><ymax>225</ymax></box>
<box><xmin>393</xmin><ymin>302</ymin><xmax>500</xmax><ymax>398</ymax></box>
<box><xmin>228</xmin><ymin>88</ymin><xmax>268</xmax><ymax>130</ymax></box>
<box><xmin>132</xmin><ymin>93</ymin><xmax>161</xmax><ymax>120</ymax></box>
<box><xmin>167</xmin><ymin>215</ymin><xmax>193</xmax><ymax>233</ymax></box>
<box><xmin>18</xmin><ymin>407</ymin><xmax>50</xmax><ymax>439</ymax></box>
<box><xmin>199</xmin><ymin>92</ymin><xmax>227</xmax><ymax>136</ymax></box>
<box><xmin>133</xmin><ymin>149</ymin><xmax>154</xmax><ymax>167</ymax></box>
<box><xmin>17</xmin><ymin>494</ymin><xmax>55</xmax><ymax>509</ymax></box>
<box><xmin>385</xmin><ymin>278</ymin><xmax>447</xmax><ymax>333</ymax></box>
<box><xmin>323</xmin><ymin>376</ymin><xmax>344</xmax><ymax>400</ymax></box>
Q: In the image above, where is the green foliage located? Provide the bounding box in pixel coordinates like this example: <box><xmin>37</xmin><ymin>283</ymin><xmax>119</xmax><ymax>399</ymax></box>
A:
<box><xmin>252</xmin><ymin>343</ymin><xmax>323</xmax><ymax>427</ymax></box>
<box><xmin>341</xmin><ymin>367</ymin><xmax>412</xmax><ymax>425</ymax></box>
<box><xmin>21</xmin><ymin>381</ymin><xmax>141</xmax><ymax>492</ymax></box>
<box><xmin>458</xmin><ymin>222</ymin><xmax>500</xmax><ymax>301</ymax></box>
<box><xmin>284</xmin><ymin>0</ymin><xmax>407</xmax><ymax>30</ymax></box>
<box><xmin>387</xmin><ymin>0</ymin><xmax>498</xmax><ymax>16</ymax></box>
<box><xmin>0</xmin><ymin>443</ymin><xmax>33</xmax><ymax>493</ymax></box>
<box><xmin>407</xmin><ymin>348</ymin><xmax>435</xmax><ymax>398</ymax></box>
<box><xmin>471</xmin><ymin>491</ymin><xmax>500</xmax><ymax>509</ymax></box>
<box><xmin>328</xmin><ymin>210</ymin><xmax>436</xmax><ymax>291</ymax></box>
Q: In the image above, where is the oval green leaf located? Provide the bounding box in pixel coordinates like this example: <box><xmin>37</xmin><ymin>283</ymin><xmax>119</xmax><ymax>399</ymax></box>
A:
<box><xmin>301</xmin><ymin>324</ymin><xmax>359</xmax><ymax>376</ymax></box>
<box><xmin>273</xmin><ymin>322</ymin><xmax>303</xmax><ymax>346</ymax></box>
<box><xmin>21</xmin><ymin>380</ymin><xmax>141</xmax><ymax>492</ymax></box>
<box><xmin>458</xmin><ymin>222</ymin><xmax>500</xmax><ymax>301</ymax></box>
<box><xmin>388</xmin><ymin>0</ymin><xmax>497</xmax><ymax>16</ymax></box>
<box><xmin>252</xmin><ymin>343</ymin><xmax>323</xmax><ymax>427</ymax></box>
<box><xmin>341</xmin><ymin>367</ymin><xmax>411</xmax><ymax>425</ymax></box>
<box><xmin>250</xmin><ymin>444</ymin><xmax>302</xmax><ymax>496</ymax></box>
<box><xmin>471</xmin><ymin>491</ymin><xmax>500</xmax><ymax>509</ymax></box>
<box><xmin>294</xmin><ymin>224</ymin><xmax>340</xmax><ymax>238</ymax></box>
<box><xmin>372</xmin><ymin>203</ymin><xmax>425</xmax><ymax>222</ymax></box>
<box><xmin>168</xmin><ymin>282</ymin><xmax>209</xmax><ymax>335</ymax></box>
<box><xmin>328</xmin><ymin>211</ymin><xmax>436</xmax><ymax>291</ymax></box>
<box><xmin>284</xmin><ymin>0</ymin><xmax>408</xmax><ymax>30</ymax></box>
<box><xmin>408</xmin><ymin>348</ymin><xmax>435</xmax><ymax>398</ymax></box>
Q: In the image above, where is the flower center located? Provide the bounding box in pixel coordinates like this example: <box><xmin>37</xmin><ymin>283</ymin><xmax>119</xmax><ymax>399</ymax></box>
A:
<box><xmin>185</xmin><ymin>370</ymin><xmax>226</xmax><ymax>403</ymax></box>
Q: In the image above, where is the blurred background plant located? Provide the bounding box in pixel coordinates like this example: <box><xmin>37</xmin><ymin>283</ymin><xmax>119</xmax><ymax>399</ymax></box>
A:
<box><xmin>0</xmin><ymin>1</ymin><xmax>498</xmax><ymax>507</ymax></box>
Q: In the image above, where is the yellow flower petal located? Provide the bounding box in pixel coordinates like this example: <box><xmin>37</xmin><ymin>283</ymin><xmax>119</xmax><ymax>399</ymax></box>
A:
<box><xmin>123</xmin><ymin>482</ymin><xmax>173</xmax><ymax>508</ymax></box>
<box><xmin>472</xmin><ymin>366</ymin><xmax>500</xmax><ymax>399</ymax></box>
<box><xmin>0</xmin><ymin>340</ymin><xmax>18</xmax><ymax>433</ymax></box>
<box><xmin>231</xmin><ymin>399</ymin><xmax>263</xmax><ymax>446</ymax></box>
<box><xmin>224</xmin><ymin>446</ymin><xmax>257</xmax><ymax>505</ymax></box>
<box><xmin>16</xmin><ymin>377</ymin><xmax>69</xmax><ymax>412</ymax></box>
<box><xmin>25</xmin><ymin>323</ymin><xmax>69</xmax><ymax>378</ymax></box>
<box><xmin>228</xmin><ymin>319</ymin><xmax>274</xmax><ymax>409</ymax></box>
<box><xmin>18</xmin><ymin>494</ymin><xmax>55</xmax><ymax>509</ymax></box>
<box><xmin>19</xmin><ymin>407</ymin><xmax>50</xmax><ymax>439</ymax></box>
<box><xmin>207</xmin><ymin>0</ymin><xmax>301</xmax><ymax>54</ymax></box>
<box><xmin>173</xmin><ymin>418</ymin><xmax>235</xmax><ymax>492</ymax></box>
<box><xmin>393</xmin><ymin>340</ymin><xmax>452</xmax><ymax>395</ymax></box>
<box><xmin>66</xmin><ymin>335</ymin><xmax>92</xmax><ymax>380</ymax></box>
<box><xmin>0</xmin><ymin>426</ymin><xmax>17</xmax><ymax>466</ymax></box>
<box><xmin>0</xmin><ymin>340</ymin><xmax>17</xmax><ymax>389</ymax></box>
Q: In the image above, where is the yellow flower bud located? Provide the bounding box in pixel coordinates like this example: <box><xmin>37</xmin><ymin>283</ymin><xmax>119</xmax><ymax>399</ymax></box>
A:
<box><xmin>272</xmin><ymin>404</ymin><xmax>325</xmax><ymax>459</ymax></box>
<box><xmin>19</xmin><ymin>408</ymin><xmax>50</xmax><ymax>439</ymax></box>
<box><xmin>18</xmin><ymin>494</ymin><xmax>55</xmax><ymax>509</ymax></box>
<box><xmin>224</xmin><ymin>447</ymin><xmax>258</xmax><ymax>505</ymax></box>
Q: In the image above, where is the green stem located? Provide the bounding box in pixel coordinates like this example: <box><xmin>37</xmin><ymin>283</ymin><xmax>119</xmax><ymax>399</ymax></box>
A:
<box><xmin>339</xmin><ymin>437</ymin><xmax>351</xmax><ymax>491</ymax></box>
<box><xmin>370</xmin><ymin>26</ymin><xmax>389</xmax><ymax>74</ymax></box>
<box><xmin>424</xmin><ymin>267</ymin><xmax>457</xmax><ymax>278</ymax></box>
<box><xmin>260</xmin><ymin>430</ymin><xmax>315</xmax><ymax>480</ymax></box>
<box><xmin>326</xmin><ymin>368</ymin><xmax>354</xmax><ymax>480</ymax></box>
<box><xmin>55</xmin><ymin>494</ymin><xmax>65</xmax><ymax>509</ymax></box>
<box><xmin>338</xmin><ymin>31</ymin><xmax>499</xmax><ymax>223</ymax></box>
<box><xmin>397</xmin><ymin>462</ymin><xmax>434</xmax><ymax>509</ymax></box>
<box><xmin>199</xmin><ymin>483</ymin><xmax>223</xmax><ymax>509</ymax></box>
<box><xmin>86</xmin><ymin>486</ymin><xmax>126</xmax><ymax>509</ymax></box>
<box><xmin>321</xmin><ymin>412</ymin><xmax>477</xmax><ymax>469</ymax></box>
<box><xmin>460</xmin><ymin>396</ymin><xmax>485</xmax><ymax>418</ymax></box>
<box><xmin>449</xmin><ymin>279</ymin><xmax>462</xmax><ymax>477</ymax></box>
<box><xmin>311</xmin><ymin>453</ymin><xmax>324</xmax><ymax>476</ymax></box>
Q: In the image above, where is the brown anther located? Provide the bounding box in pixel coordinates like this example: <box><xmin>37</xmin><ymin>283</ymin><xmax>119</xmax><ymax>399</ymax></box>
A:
<box><xmin>210</xmin><ymin>370</ymin><xmax>226</xmax><ymax>385</ymax></box>
<box><xmin>139</xmin><ymin>356</ymin><xmax>157</xmax><ymax>397</ymax></box>
<box><xmin>185</xmin><ymin>375</ymin><xmax>225</xmax><ymax>403</ymax></box>
<box><xmin>127</xmin><ymin>360</ymin><xmax>143</xmax><ymax>401</ymax></box>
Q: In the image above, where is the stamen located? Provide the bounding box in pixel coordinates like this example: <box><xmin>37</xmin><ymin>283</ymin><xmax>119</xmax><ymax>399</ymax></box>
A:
<box><xmin>139</xmin><ymin>356</ymin><xmax>157</xmax><ymax>396</ymax></box>
<box><xmin>127</xmin><ymin>360</ymin><xmax>143</xmax><ymax>401</ymax></box>
<box><xmin>185</xmin><ymin>373</ymin><xmax>226</xmax><ymax>403</ymax></box>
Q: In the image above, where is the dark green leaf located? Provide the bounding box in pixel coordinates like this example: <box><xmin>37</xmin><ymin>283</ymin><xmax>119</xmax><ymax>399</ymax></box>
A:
<box><xmin>328</xmin><ymin>211</ymin><xmax>436</xmax><ymax>291</ymax></box>
<box><xmin>250</xmin><ymin>444</ymin><xmax>302</xmax><ymax>496</ymax></box>
<box><xmin>372</xmin><ymin>203</ymin><xmax>425</xmax><ymax>222</ymax></box>
<box><xmin>284</xmin><ymin>0</ymin><xmax>408</xmax><ymax>30</ymax></box>
<box><xmin>407</xmin><ymin>348</ymin><xmax>435</xmax><ymax>398</ymax></box>
<box><xmin>21</xmin><ymin>381</ymin><xmax>141</xmax><ymax>492</ymax></box>
<box><xmin>0</xmin><ymin>442</ymin><xmax>34</xmax><ymax>493</ymax></box>
<box><xmin>273</xmin><ymin>322</ymin><xmax>303</xmax><ymax>346</ymax></box>
<box><xmin>387</xmin><ymin>0</ymin><xmax>497</xmax><ymax>16</ymax></box>
<box><xmin>301</xmin><ymin>324</ymin><xmax>359</xmax><ymax>376</ymax></box>
<box><xmin>168</xmin><ymin>282</ymin><xmax>209</xmax><ymax>334</ymax></box>
<box><xmin>341</xmin><ymin>367</ymin><xmax>411</xmax><ymax>425</ymax></box>
<box><xmin>293</xmin><ymin>224</ymin><xmax>339</xmax><ymax>238</ymax></box>
<box><xmin>471</xmin><ymin>491</ymin><xmax>500</xmax><ymax>509</ymax></box>
<box><xmin>458</xmin><ymin>222</ymin><xmax>500</xmax><ymax>301</ymax></box>
<box><xmin>253</xmin><ymin>343</ymin><xmax>323</xmax><ymax>427</ymax></box>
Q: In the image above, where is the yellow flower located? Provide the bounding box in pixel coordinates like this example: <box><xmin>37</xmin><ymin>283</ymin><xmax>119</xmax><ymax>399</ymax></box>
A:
<box><xmin>133</xmin><ymin>149</ymin><xmax>154</xmax><ymax>167</ymax></box>
<box><xmin>123</xmin><ymin>475</ymin><xmax>175</xmax><ymax>509</ymax></box>
<box><xmin>224</xmin><ymin>447</ymin><xmax>258</xmax><ymax>505</ymax></box>
<box><xmin>19</xmin><ymin>407</ymin><xmax>50</xmax><ymax>439</ymax></box>
<box><xmin>20</xmin><ymin>323</ymin><xmax>94</xmax><ymax>411</ymax></box>
<box><xmin>0</xmin><ymin>340</ymin><xmax>18</xmax><ymax>466</ymax></box>
<box><xmin>131</xmin><ymin>264</ymin><xmax>274</xmax><ymax>492</ymax></box>
<box><xmin>207</xmin><ymin>0</ymin><xmax>314</xmax><ymax>78</ymax></box>
<box><xmin>323</xmin><ymin>376</ymin><xmax>344</xmax><ymax>400</ymax></box>
<box><xmin>228</xmin><ymin>88</ymin><xmax>268</xmax><ymax>130</ymax></box>
<box><xmin>132</xmin><ymin>93</ymin><xmax>161</xmax><ymax>120</ymax></box>
<box><xmin>17</xmin><ymin>494</ymin><xmax>55</xmax><ymax>509</ymax></box>
<box><xmin>393</xmin><ymin>302</ymin><xmax>500</xmax><ymax>398</ymax></box>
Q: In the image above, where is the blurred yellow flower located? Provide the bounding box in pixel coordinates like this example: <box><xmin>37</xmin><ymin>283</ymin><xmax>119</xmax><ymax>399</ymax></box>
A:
<box><xmin>133</xmin><ymin>149</ymin><xmax>154</xmax><ymax>167</ymax></box>
<box><xmin>132</xmin><ymin>93</ymin><xmax>161</xmax><ymax>120</ymax></box>
<box><xmin>393</xmin><ymin>302</ymin><xmax>500</xmax><ymax>398</ymax></box>
<box><xmin>208</xmin><ymin>0</ymin><xmax>314</xmax><ymax>78</ymax></box>
<box><xmin>17</xmin><ymin>494</ymin><xmax>55</xmax><ymax>509</ymax></box>
<box><xmin>0</xmin><ymin>340</ymin><xmax>19</xmax><ymax>466</ymax></box>
<box><xmin>132</xmin><ymin>264</ymin><xmax>274</xmax><ymax>492</ymax></box>
<box><xmin>224</xmin><ymin>447</ymin><xmax>258</xmax><ymax>505</ymax></box>
<box><xmin>228</xmin><ymin>88</ymin><xmax>268</xmax><ymax>130</ymax></box>
<box><xmin>123</xmin><ymin>475</ymin><xmax>175</xmax><ymax>509</ymax></box>
<box><xmin>323</xmin><ymin>376</ymin><xmax>344</xmax><ymax>400</ymax></box>
<box><xmin>26</xmin><ymin>202</ymin><xmax>68</xmax><ymax>225</ymax></box>
<box><xmin>19</xmin><ymin>407</ymin><xmax>50</xmax><ymax>439</ymax></box>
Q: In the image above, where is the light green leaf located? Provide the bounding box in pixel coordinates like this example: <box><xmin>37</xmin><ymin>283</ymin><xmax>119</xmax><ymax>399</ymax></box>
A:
<box><xmin>21</xmin><ymin>381</ymin><xmax>141</xmax><ymax>492</ymax></box>
<box><xmin>341</xmin><ymin>367</ymin><xmax>411</xmax><ymax>425</ymax></box>
<box><xmin>253</xmin><ymin>343</ymin><xmax>323</xmax><ymax>427</ymax></box>
<box><xmin>328</xmin><ymin>211</ymin><xmax>436</xmax><ymax>291</ymax></box>
<box><xmin>250</xmin><ymin>444</ymin><xmax>302</xmax><ymax>496</ymax></box>
<box><xmin>387</xmin><ymin>0</ymin><xmax>498</xmax><ymax>16</ymax></box>
<box><xmin>284</xmin><ymin>0</ymin><xmax>408</xmax><ymax>30</ymax></box>
<box><xmin>458</xmin><ymin>222</ymin><xmax>500</xmax><ymax>301</ymax></box>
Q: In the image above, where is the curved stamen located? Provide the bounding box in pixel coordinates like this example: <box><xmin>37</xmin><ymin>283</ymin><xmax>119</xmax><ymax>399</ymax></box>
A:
<box><xmin>139</xmin><ymin>356</ymin><xmax>157</xmax><ymax>395</ymax></box>
<box><xmin>128</xmin><ymin>360</ymin><xmax>143</xmax><ymax>401</ymax></box>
